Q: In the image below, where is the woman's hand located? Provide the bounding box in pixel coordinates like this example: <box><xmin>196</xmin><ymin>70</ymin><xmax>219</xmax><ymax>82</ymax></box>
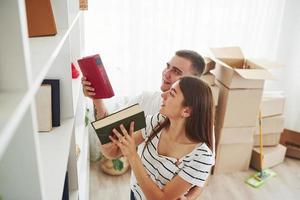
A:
<box><xmin>109</xmin><ymin>122</ymin><xmax>138</xmax><ymax>161</ymax></box>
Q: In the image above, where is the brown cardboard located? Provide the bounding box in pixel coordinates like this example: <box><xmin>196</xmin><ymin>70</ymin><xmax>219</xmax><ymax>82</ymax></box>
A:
<box><xmin>261</xmin><ymin>95</ymin><xmax>285</xmax><ymax>117</ymax></box>
<box><xmin>210</xmin><ymin>85</ymin><xmax>219</xmax><ymax>106</ymax></box>
<box><xmin>280</xmin><ymin>129</ymin><xmax>300</xmax><ymax>159</ymax></box>
<box><xmin>210</xmin><ymin>47</ymin><xmax>275</xmax><ymax>89</ymax></box>
<box><xmin>201</xmin><ymin>72</ymin><xmax>215</xmax><ymax>86</ymax></box>
<box><xmin>285</xmin><ymin>145</ymin><xmax>300</xmax><ymax>159</ymax></box>
<box><xmin>254</xmin><ymin>115</ymin><xmax>284</xmax><ymax>135</ymax></box>
<box><xmin>253</xmin><ymin>132</ymin><xmax>281</xmax><ymax>147</ymax></box>
<box><xmin>214</xmin><ymin>142</ymin><xmax>253</xmax><ymax>174</ymax></box>
<box><xmin>203</xmin><ymin>57</ymin><xmax>215</xmax><ymax>74</ymax></box>
<box><xmin>25</xmin><ymin>0</ymin><xmax>57</xmax><ymax>37</ymax></box>
<box><xmin>215</xmin><ymin>127</ymin><xmax>254</xmax><ymax>145</ymax></box>
<box><xmin>215</xmin><ymin>81</ymin><xmax>263</xmax><ymax>128</ymax></box>
<box><xmin>250</xmin><ymin>144</ymin><xmax>286</xmax><ymax>170</ymax></box>
<box><xmin>213</xmin><ymin>127</ymin><xmax>254</xmax><ymax>174</ymax></box>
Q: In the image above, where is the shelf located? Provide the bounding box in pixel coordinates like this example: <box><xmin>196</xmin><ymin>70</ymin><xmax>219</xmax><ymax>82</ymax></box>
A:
<box><xmin>29</xmin><ymin>29</ymin><xmax>68</xmax><ymax>82</ymax></box>
<box><xmin>38</xmin><ymin>118</ymin><xmax>75</xmax><ymax>200</ymax></box>
<box><xmin>0</xmin><ymin>91</ymin><xmax>28</xmax><ymax>159</ymax></box>
<box><xmin>0</xmin><ymin>1</ymin><xmax>86</xmax><ymax>199</ymax></box>
<box><xmin>29</xmin><ymin>12</ymin><xmax>81</xmax><ymax>90</ymax></box>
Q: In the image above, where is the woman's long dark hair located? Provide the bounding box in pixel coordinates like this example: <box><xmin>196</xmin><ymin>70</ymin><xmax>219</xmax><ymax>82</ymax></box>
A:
<box><xmin>143</xmin><ymin>76</ymin><xmax>215</xmax><ymax>153</ymax></box>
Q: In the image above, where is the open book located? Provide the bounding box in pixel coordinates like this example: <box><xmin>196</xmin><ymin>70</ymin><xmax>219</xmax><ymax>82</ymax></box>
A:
<box><xmin>91</xmin><ymin>104</ymin><xmax>146</xmax><ymax>144</ymax></box>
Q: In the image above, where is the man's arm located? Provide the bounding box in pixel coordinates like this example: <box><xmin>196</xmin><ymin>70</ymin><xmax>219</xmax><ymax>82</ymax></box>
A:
<box><xmin>81</xmin><ymin>76</ymin><xmax>108</xmax><ymax>120</ymax></box>
<box><xmin>93</xmin><ymin>99</ymin><xmax>108</xmax><ymax>120</ymax></box>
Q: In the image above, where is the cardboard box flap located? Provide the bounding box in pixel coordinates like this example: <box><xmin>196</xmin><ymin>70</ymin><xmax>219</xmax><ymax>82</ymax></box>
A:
<box><xmin>203</xmin><ymin>57</ymin><xmax>216</xmax><ymax>74</ymax></box>
<box><xmin>210</xmin><ymin>46</ymin><xmax>244</xmax><ymax>59</ymax></box>
<box><xmin>235</xmin><ymin>69</ymin><xmax>274</xmax><ymax>80</ymax></box>
<box><xmin>248</xmin><ymin>59</ymin><xmax>283</xmax><ymax>69</ymax></box>
<box><xmin>219</xmin><ymin>58</ymin><xmax>244</xmax><ymax>68</ymax></box>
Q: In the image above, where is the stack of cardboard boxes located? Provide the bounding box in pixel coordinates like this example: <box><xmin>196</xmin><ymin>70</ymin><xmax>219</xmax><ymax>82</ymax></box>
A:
<box><xmin>250</xmin><ymin>93</ymin><xmax>287</xmax><ymax>170</ymax></box>
<box><xmin>210</xmin><ymin>47</ymin><xmax>275</xmax><ymax>174</ymax></box>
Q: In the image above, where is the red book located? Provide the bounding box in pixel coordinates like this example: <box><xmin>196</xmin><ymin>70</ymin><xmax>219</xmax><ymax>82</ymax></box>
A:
<box><xmin>78</xmin><ymin>54</ymin><xmax>114</xmax><ymax>99</ymax></box>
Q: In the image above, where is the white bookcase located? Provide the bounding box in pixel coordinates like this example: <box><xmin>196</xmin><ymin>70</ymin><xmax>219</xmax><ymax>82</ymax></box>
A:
<box><xmin>0</xmin><ymin>0</ymin><xmax>89</xmax><ymax>199</ymax></box>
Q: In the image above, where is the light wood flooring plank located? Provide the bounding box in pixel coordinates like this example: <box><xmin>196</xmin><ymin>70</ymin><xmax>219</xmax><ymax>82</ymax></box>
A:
<box><xmin>90</xmin><ymin>158</ymin><xmax>300</xmax><ymax>200</ymax></box>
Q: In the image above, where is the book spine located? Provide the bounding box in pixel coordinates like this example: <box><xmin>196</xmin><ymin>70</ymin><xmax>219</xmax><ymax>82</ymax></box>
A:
<box><xmin>93</xmin><ymin>55</ymin><xmax>114</xmax><ymax>99</ymax></box>
<box><xmin>42</xmin><ymin>79</ymin><xmax>60</xmax><ymax>127</ymax></box>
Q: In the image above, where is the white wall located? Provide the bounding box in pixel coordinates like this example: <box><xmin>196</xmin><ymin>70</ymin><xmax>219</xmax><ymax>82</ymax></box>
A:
<box><xmin>276</xmin><ymin>0</ymin><xmax>300</xmax><ymax>131</ymax></box>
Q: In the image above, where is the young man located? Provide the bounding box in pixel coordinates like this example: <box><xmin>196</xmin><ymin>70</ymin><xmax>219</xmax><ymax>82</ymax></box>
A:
<box><xmin>82</xmin><ymin>50</ymin><xmax>205</xmax><ymax>119</ymax></box>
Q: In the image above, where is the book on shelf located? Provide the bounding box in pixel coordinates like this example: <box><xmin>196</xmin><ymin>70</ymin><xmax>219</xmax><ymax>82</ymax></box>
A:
<box><xmin>62</xmin><ymin>172</ymin><xmax>69</xmax><ymax>200</ymax></box>
<box><xmin>91</xmin><ymin>104</ymin><xmax>146</xmax><ymax>145</ymax></box>
<box><xmin>42</xmin><ymin>79</ymin><xmax>60</xmax><ymax>127</ymax></box>
<box><xmin>77</xmin><ymin>54</ymin><xmax>115</xmax><ymax>99</ymax></box>
<box><xmin>36</xmin><ymin>84</ymin><xmax>52</xmax><ymax>132</ymax></box>
<box><xmin>80</xmin><ymin>0</ymin><xmax>88</xmax><ymax>10</ymax></box>
<box><xmin>25</xmin><ymin>0</ymin><xmax>57</xmax><ymax>37</ymax></box>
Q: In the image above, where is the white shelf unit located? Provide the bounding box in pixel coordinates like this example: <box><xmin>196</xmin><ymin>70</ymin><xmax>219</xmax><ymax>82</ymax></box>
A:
<box><xmin>0</xmin><ymin>0</ymin><xmax>89</xmax><ymax>199</ymax></box>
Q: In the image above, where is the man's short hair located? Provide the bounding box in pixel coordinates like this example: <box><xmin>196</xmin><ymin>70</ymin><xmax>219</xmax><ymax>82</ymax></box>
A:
<box><xmin>176</xmin><ymin>50</ymin><xmax>205</xmax><ymax>76</ymax></box>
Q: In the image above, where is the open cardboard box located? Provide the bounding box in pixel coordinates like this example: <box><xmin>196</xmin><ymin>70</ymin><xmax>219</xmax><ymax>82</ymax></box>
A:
<box><xmin>280</xmin><ymin>129</ymin><xmax>300</xmax><ymax>159</ymax></box>
<box><xmin>210</xmin><ymin>47</ymin><xmax>278</xmax><ymax>89</ymax></box>
<box><xmin>203</xmin><ymin>57</ymin><xmax>216</xmax><ymax>74</ymax></box>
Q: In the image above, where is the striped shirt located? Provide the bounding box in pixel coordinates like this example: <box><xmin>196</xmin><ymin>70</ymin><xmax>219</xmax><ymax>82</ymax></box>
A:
<box><xmin>130</xmin><ymin>113</ymin><xmax>215</xmax><ymax>200</ymax></box>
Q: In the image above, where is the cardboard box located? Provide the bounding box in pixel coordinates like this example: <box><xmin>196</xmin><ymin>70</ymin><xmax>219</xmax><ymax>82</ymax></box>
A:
<box><xmin>214</xmin><ymin>127</ymin><xmax>254</xmax><ymax>174</ymax></box>
<box><xmin>255</xmin><ymin>115</ymin><xmax>284</xmax><ymax>135</ymax></box>
<box><xmin>215</xmin><ymin>127</ymin><xmax>254</xmax><ymax>145</ymax></box>
<box><xmin>201</xmin><ymin>72</ymin><xmax>215</xmax><ymax>86</ymax></box>
<box><xmin>214</xmin><ymin>142</ymin><xmax>253</xmax><ymax>174</ymax></box>
<box><xmin>203</xmin><ymin>57</ymin><xmax>215</xmax><ymax>74</ymax></box>
<box><xmin>250</xmin><ymin>144</ymin><xmax>286</xmax><ymax>170</ymax></box>
<box><xmin>280</xmin><ymin>129</ymin><xmax>300</xmax><ymax>159</ymax></box>
<box><xmin>210</xmin><ymin>85</ymin><xmax>219</xmax><ymax>106</ymax></box>
<box><xmin>261</xmin><ymin>94</ymin><xmax>285</xmax><ymax>117</ymax></box>
<box><xmin>215</xmin><ymin>81</ymin><xmax>263</xmax><ymax>128</ymax></box>
<box><xmin>253</xmin><ymin>132</ymin><xmax>281</xmax><ymax>147</ymax></box>
<box><xmin>210</xmin><ymin>47</ymin><xmax>275</xmax><ymax>89</ymax></box>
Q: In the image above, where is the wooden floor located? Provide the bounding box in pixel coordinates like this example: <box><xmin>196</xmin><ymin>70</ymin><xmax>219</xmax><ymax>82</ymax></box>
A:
<box><xmin>90</xmin><ymin>158</ymin><xmax>300</xmax><ymax>200</ymax></box>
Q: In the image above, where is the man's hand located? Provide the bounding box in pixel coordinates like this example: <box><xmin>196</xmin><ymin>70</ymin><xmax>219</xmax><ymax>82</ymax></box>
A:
<box><xmin>81</xmin><ymin>76</ymin><xmax>96</xmax><ymax>98</ymax></box>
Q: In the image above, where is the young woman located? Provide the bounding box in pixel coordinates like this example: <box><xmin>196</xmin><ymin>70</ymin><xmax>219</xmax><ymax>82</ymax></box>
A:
<box><xmin>101</xmin><ymin>76</ymin><xmax>215</xmax><ymax>200</ymax></box>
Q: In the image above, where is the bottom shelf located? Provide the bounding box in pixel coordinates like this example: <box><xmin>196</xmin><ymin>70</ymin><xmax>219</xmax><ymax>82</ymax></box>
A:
<box><xmin>37</xmin><ymin>118</ymin><xmax>75</xmax><ymax>200</ymax></box>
